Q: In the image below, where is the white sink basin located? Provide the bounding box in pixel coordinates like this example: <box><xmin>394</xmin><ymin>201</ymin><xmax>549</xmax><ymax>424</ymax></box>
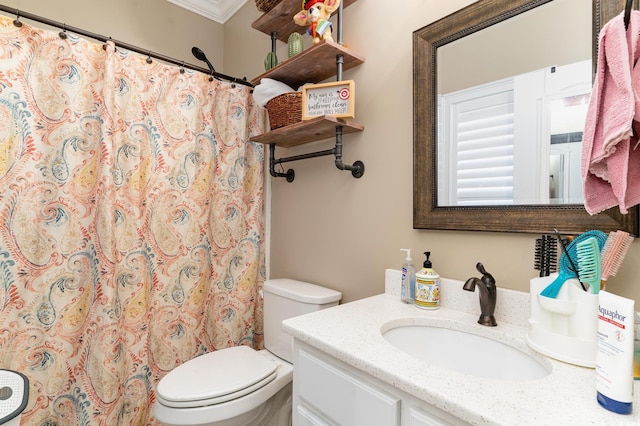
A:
<box><xmin>382</xmin><ymin>324</ymin><xmax>550</xmax><ymax>381</ymax></box>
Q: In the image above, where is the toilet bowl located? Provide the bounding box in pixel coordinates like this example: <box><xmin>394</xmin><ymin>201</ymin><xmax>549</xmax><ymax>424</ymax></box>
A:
<box><xmin>153</xmin><ymin>279</ymin><xmax>341</xmax><ymax>426</ymax></box>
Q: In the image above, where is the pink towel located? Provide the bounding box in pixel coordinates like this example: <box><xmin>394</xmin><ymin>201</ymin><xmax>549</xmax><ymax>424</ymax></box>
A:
<box><xmin>582</xmin><ymin>11</ymin><xmax>640</xmax><ymax>215</ymax></box>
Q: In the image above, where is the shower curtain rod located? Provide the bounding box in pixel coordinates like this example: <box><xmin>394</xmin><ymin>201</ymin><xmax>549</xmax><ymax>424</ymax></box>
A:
<box><xmin>0</xmin><ymin>4</ymin><xmax>253</xmax><ymax>88</ymax></box>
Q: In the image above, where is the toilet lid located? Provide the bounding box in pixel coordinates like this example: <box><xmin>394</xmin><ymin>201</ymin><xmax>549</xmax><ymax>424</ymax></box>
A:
<box><xmin>156</xmin><ymin>346</ymin><xmax>277</xmax><ymax>408</ymax></box>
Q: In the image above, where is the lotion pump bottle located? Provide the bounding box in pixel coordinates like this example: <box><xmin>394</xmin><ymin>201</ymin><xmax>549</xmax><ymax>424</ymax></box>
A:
<box><xmin>400</xmin><ymin>249</ymin><xmax>415</xmax><ymax>303</ymax></box>
<box><xmin>415</xmin><ymin>251</ymin><xmax>440</xmax><ymax>309</ymax></box>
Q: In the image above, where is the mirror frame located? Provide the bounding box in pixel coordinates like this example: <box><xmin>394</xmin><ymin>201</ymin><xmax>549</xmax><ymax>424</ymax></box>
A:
<box><xmin>413</xmin><ymin>0</ymin><xmax>639</xmax><ymax>235</ymax></box>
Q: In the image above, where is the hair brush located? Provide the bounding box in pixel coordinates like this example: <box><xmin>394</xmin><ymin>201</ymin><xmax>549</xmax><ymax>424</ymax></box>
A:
<box><xmin>599</xmin><ymin>230</ymin><xmax>634</xmax><ymax>290</ymax></box>
<box><xmin>540</xmin><ymin>230</ymin><xmax>608</xmax><ymax>298</ymax></box>
<box><xmin>534</xmin><ymin>234</ymin><xmax>558</xmax><ymax>277</ymax></box>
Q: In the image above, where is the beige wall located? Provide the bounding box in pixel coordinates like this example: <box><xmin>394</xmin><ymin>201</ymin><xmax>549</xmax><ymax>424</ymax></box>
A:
<box><xmin>439</xmin><ymin>0</ymin><xmax>591</xmax><ymax>94</ymax></box>
<box><xmin>1</xmin><ymin>0</ymin><xmax>638</xmax><ymax>305</ymax></box>
<box><xmin>227</xmin><ymin>0</ymin><xmax>640</xmax><ymax>305</ymax></box>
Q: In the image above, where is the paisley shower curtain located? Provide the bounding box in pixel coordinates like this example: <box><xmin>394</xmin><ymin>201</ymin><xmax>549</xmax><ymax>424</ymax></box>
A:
<box><xmin>0</xmin><ymin>15</ymin><xmax>266</xmax><ymax>425</ymax></box>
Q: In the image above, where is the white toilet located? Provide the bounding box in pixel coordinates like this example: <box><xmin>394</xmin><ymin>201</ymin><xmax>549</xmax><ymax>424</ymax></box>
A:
<box><xmin>153</xmin><ymin>278</ymin><xmax>342</xmax><ymax>426</ymax></box>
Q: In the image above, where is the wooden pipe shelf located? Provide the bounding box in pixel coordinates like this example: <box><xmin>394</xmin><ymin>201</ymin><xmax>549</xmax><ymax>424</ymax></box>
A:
<box><xmin>251</xmin><ymin>0</ymin><xmax>364</xmax><ymax>182</ymax></box>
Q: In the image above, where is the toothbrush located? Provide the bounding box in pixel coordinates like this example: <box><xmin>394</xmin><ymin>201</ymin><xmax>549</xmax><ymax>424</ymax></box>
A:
<box><xmin>575</xmin><ymin>236</ymin><xmax>601</xmax><ymax>294</ymax></box>
<box><xmin>600</xmin><ymin>230</ymin><xmax>634</xmax><ymax>290</ymax></box>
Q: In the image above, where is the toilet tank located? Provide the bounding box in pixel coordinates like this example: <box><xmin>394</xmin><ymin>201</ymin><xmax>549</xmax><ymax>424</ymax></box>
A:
<box><xmin>263</xmin><ymin>279</ymin><xmax>341</xmax><ymax>363</ymax></box>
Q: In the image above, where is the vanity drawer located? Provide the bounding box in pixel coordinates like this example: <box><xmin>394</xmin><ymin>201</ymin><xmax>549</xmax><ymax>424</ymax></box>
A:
<box><xmin>296</xmin><ymin>348</ymin><xmax>401</xmax><ymax>426</ymax></box>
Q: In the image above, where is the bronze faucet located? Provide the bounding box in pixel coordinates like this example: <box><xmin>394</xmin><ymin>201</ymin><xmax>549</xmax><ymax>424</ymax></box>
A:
<box><xmin>463</xmin><ymin>262</ymin><xmax>497</xmax><ymax>326</ymax></box>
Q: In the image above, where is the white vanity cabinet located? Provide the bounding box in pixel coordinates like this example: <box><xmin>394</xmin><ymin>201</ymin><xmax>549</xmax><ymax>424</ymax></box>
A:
<box><xmin>292</xmin><ymin>341</ymin><xmax>463</xmax><ymax>426</ymax></box>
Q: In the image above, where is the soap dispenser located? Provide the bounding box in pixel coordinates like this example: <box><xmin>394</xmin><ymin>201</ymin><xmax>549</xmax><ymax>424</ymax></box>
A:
<box><xmin>415</xmin><ymin>251</ymin><xmax>440</xmax><ymax>310</ymax></box>
<box><xmin>400</xmin><ymin>249</ymin><xmax>416</xmax><ymax>303</ymax></box>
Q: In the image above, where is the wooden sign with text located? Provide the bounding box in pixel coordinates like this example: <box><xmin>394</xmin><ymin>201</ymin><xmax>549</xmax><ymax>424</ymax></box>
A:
<box><xmin>301</xmin><ymin>80</ymin><xmax>355</xmax><ymax>120</ymax></box>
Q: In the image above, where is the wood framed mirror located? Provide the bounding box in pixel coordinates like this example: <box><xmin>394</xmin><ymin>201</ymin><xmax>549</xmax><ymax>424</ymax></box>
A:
<box><xmin>413</xmin><ymin>0</ymin><xmax>639</xmax><ymax>235</ymax></box>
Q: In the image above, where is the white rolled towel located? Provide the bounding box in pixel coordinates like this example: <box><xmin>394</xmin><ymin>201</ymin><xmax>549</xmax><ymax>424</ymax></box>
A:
<box><xmin>252</xmin><ymin>78</ymin><xmax>296</xmax><ymax>107</ymax></box>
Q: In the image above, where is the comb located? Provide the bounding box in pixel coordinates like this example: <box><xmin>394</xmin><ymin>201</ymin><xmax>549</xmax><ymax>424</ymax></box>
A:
<box><xmin>576</xmin><ymin>236</ymin><xmax>601</xmax><ymax>294</ymax></box>
<box><xmin>600</xmin><ymin>230</ymin><xmax>634</xmax><ymax>290</ymax></box>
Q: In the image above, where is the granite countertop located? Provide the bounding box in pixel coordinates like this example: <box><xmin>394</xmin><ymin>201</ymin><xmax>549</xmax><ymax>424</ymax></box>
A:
<box><xmin>282</xmin><ymin>271</ymin><xmax>640</xmax><ymax>425</ymax></box>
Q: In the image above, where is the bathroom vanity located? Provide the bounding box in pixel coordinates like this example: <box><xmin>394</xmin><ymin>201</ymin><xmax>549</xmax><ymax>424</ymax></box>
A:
<box><xmin>282</xmin><ymin>271</ymin><xmax>640</xmax><ymax>425</ymax></box>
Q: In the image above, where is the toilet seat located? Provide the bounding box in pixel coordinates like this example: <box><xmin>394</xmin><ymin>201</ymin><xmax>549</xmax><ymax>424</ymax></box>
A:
<box><xmin>156</xmin><ymin>346</ymin><xmax>277</xmax><ymax>409</ymax></box>
<box><xmin>154</xmin><ymin>350</ymin><xmax>293</xmax><ymax>426</ymax></box>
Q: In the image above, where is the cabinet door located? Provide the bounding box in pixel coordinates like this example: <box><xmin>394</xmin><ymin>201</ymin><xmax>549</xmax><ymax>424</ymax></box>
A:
<box><xmin>297</xmin><ymin>348</ymin><xmax>401</xmax><ymax>426</ymax></box>
<box><xmin>296</xmin><ymin>404</ymin><xmax>334</xmax><ymax>426</ymax></box>
<box><xmin>408</xmin><ymin>406</ymin><xmax>458</xmax><ymax>426</ymax></box>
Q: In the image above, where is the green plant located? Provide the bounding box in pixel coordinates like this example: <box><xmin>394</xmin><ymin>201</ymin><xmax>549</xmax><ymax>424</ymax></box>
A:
<box><xmin>264</xmin><ymin>51</ymin><xmax>278</xmax><ymax>71</ymax></box>
<box><xmin>288</xmin><ymin>33</ymin><xmax>304</xmax><ymax>58</ymax></box>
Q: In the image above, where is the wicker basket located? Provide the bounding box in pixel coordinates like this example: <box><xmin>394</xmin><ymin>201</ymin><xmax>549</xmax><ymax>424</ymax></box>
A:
<box><xmin>266</xmin><ymin>92</ymin><xmax>302</xmax><ymax>130</ymax></box>
<box><xmin>255</xmin><ymin>0</ymin><xmax>283</xmax><ymax>13</ymax></box>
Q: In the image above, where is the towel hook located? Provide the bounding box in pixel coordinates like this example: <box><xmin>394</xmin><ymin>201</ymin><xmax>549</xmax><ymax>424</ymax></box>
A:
<box><xmin>625</xmin><ymin>0</ymin><xmax>634</xmax><ymax>30</ymax></box>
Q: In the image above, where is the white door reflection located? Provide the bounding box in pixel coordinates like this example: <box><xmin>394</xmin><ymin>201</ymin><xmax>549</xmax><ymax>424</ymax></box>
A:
<box><xmin>438</xmin><ymin>59</ymin><xmax>590</xmax><ymax>206</ymax></box>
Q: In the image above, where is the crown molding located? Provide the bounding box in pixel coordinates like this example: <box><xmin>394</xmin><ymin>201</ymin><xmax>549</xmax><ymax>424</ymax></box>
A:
<box><xmin>167</xmin><ymin>0</ymin><xmax>249</xmax><ymax>24</ymax></box>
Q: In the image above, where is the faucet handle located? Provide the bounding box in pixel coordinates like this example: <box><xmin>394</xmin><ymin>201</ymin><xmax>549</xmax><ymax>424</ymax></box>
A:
<box><xmin>476</xmin><ymin>262</ymin><xmax>487</xmax><ymax>274</ymax></box>
<box><xmin>476</xmin><ymin>262</ymin><xmax>496</xmax><ymax>288</ymax></box>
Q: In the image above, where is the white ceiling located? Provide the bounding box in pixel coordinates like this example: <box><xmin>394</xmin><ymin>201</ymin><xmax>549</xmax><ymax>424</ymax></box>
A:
<box><xmin>167</xmin><ymin>0</ymin><xmax>249</xmax><ymax>24</ymax></box>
